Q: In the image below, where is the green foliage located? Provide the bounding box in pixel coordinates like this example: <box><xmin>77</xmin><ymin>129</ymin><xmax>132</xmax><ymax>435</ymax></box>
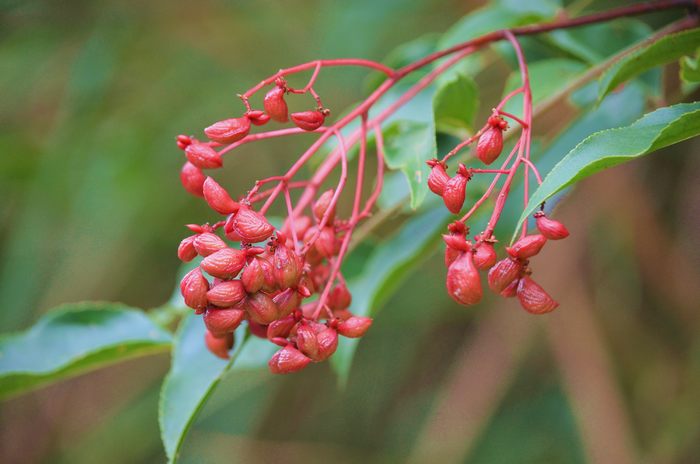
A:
<box><xmin>598</xmin><ymin>28</ymin><xmax>700</xmax><ymax>101</ymax></box>
<box><xmin>680</xmin><ymin>49</ymin><xmax>700</xmax><ymax>83</ymax></box>
<box><xmin>0</xmin><ymin>302</ymin><xmax>171</xmax><ymax>400</ymax></box>
<box><xmin>433</xmin><ymin>73</ymin><xmax>479</xmax><ymax>137</ymax></box>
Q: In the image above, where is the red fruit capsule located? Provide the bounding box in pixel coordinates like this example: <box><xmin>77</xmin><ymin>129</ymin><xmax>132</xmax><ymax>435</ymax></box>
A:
<box><xmin>204</xmin><ymin>117</ymin><xmax>251</xmax><ymax>144</ymax></box>
<box><xmin>203</xmin><ymin>177</ymin><xmax>240</xmax><ymax>215</ymax></box>
<box><xmin>272</xmin><ymin>288</ymin><xmax>301</xmax><ymax>318</ymax></box>
<box><xmin>201</xmin><ymin>248</ymin><xmax>247</xmax><ymax>279</ymax></box>
<box><xmin>206</xmin><ymin>280</ymin><xmax>246</xmax><ymax>307</ymax></box>
<box><xmin>180</xmin><ymin>268</ymin><xmax>209</xmax><ymax>310</ymax></box>
<box><xmin>517</xmin><ymin>276</ymin><xmax>559</xmax><ymax>314</ymax></box>
<box><xmin>263</xmin><ymin>86</ymin><xmax>288</xmax><ymax>122</ymax></box>
<box><xmin>500</xmin><ymin>278</ymin><xmax>519</xmax><ymax>298</ymax></box>
<box><xmin>295</xmin><ymin>323</ymin><xmax>320</xmax><ymax>360</ymax></box>
<box><xmin>534</xmin><ymin>212</ymin><xmax>570</xmax><ymax>240</ymax></box>
<box><xmin>337</xmin><ymin>316</ymin><xmax>372</xmax><ymax>338</ymax></box>
<box><xmin>488</xmin><ymin>257</ymin><xmax>522</xmax><ymax>293</ymax></box>
<box><xmin>443</xmin><ymin>164</ymin><xmax>470</xmax><ymax>214</ymax></box>
<box><xmin>315</xmin><ymin>227</ymin><xmax>337</xmax><ymax>258</ymax></box>
<box><xmin>267</xmin><ymin>315</ymin><xmax>297</xmax><ymax>339</ymax></box>
<box><xmin>313</xmin><ymin>189</ymin><xmax>336</xmax><ymax>223</ymax></box>
<box><xmin>180</xmin><ymin>162</ymin><xmax>206</xmax><ymax>197</ymax></box>
<box><xmin>241</xmin><ymin>258</ymin><xmax>264</xmax><ymax>293</ymax></box>
<box><xmin>177</xmin><ymin>236</ymin><xmax>198</xmax><ymax>262</ymax></box>
<box><xmin>176</xmin><ymin>134</ymin><xmax>193</xmax><ymax>150</ymax></box>
<box><xmin>506</xmin><ymin>234</ymin><xmax>547</xmax><ymax>260</ymax></box>
<box><xmin>291</xmin><ymin>110</ymin><xmax>325</xmax><ymax>131</ymax></box>
<box><xmin>205</xmin><ymin>330</ymin><xmax>234</xmax><ymax>360</ymax></box>
<box><xmin>245</xmin><ymin>292</ymin><xmax>279</xmax><ymax>325</ymax></box>
<box><xmin>314</xmin><ymin>327</ymin><xmax>338</xmax><ymax>361</ymax></box>
<box><xmin>476</xmin><ymin>126</ymin><xmax>504</xmax><ymax>165</ymax></box>
<box><xmin>203</xmin><ymin>307</ymin><xmax>245</xmax><ymax>336</ymax></box>
<box><xmin>268</xmin><ymin>345</ymin><xmax>311</xmax><ymax>374</ymax></box>
<box><xmin>427</xmin><ymin>159</ymin><xmax>450</xmax><ymax>196</ymax></box>
<box><xmin>446</xmin><ymin>252</ymin><xmax>483</xmax><ymax>306</ymax></box>
<box><xmin>273</xmin><ymin>243</ymin><xmax>302</xmax><ymax>289</ymax></box>
<box><xmin>185</xmin><ymin>142</ymin><xmax>222</xmax><ymax>169</ymax></box>
<box><xmin>193</xmin><ymin>232</ymin><xmax>227</xmax><ymax>257</ymax></box>
<box><xmin>328</xmin><ymin>284</ymin><xmax>352</xmax><ymax>311</ymax></box>
<box><xmin>232</xmin><ymin>207</ymin><xmax>275</xmax><ymax>243</ymax></box>
<box><xmin>473</xmin><ymin>241</ymin><xmax>497</xmax><ymax>270</ymax></box>
<box><xmin>246</xmin><ymin>110</ymin><xmax>271</xmax><ymax>126</ymax></box>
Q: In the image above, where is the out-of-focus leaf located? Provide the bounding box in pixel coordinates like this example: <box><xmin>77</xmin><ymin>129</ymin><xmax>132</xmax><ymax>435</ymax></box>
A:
<box><xmin>516</xmin><ymin>102</ymin><xmax>700</xmax><ymax>237</ymax></box>
<box><xmin>433</xmin><ymin>73</ymin><xmax>479</xmax><ymax>137</ymax></box>
<box><xmin>382</xmin><ymin>120</ymin><xmax>436</xmax><ymax>209</ymax></box>
<box><xmin>0</xmin><ymin>302</ymin><xmax>171</xmax><ymax>400</ymax></box>
<box><xmin>680</xmin><ymin>49</ymin><xmax>700</xmax><ymax>83</ymax></box>
<box><xmin>365</xmin><ymin>34</ymin><xmax>440</xmax><ymax>92</ymax></box>
<box><xmin>158</xmin><ymin>314</ymin><xmax>274</xmax><ymax>463</ymax></box>
<box><xmin>331</xmin><ymin>206</ymin><xmax>450</xmax><ymax>385</ymax></box>
<box><xmin>598</xmin><ymin>29</ymin><xmax>700</xmax><ymax>101</ymax></box>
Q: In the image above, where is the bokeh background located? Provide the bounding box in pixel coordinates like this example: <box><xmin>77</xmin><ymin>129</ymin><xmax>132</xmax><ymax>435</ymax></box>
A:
<box><xmin>1</xmin><ymin>1</ymin><xmax>700</xmax><ymax>463</ymax></box>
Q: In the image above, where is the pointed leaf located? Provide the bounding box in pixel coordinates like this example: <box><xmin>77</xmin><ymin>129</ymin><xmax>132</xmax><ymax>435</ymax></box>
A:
<box><xmin>433</xmin><ymin>73</ymin><xmax>479</xmax><ymax>137</ymax></box>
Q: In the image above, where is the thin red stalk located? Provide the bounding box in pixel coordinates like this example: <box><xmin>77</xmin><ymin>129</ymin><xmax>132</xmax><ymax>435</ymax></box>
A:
<box><xmin>249</xmin><ymin>181</ymin><xmax>310</xmax><ymax>203</ymax></box>
<box><xmin>497</xmin><ymin>110</ymin><xmax>529</xmax><ymax>128</ymax></box>
<box><xmin>283</xmin><ymin>187</ymin><xmax>301</xmax><ymax>254</ymax></box>
<box><xmin>216</xmin><ymin>127</ymin><xmax>328</xmax><ymax>155</ymax></box>
<box><xmin>360</xmin><ymin>125</ymin><xmax>386</xmax><ymax>218</ymax></box>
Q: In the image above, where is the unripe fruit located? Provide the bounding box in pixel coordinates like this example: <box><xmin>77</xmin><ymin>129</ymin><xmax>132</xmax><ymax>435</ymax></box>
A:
<box><xmin>201</xmin><ymin>248</ymin><xmax>246</xmax><ymax>279</ymax></box>
<box><xmin>315</xmin><ymin>227</ymin><xmax>337</xmax><ymax>258</ymax></box>
<box><xmin>267</xmin><ymin>315</ymin><xmax>296</xmax><ymax>339</ymax></box>
<box><xmin>337</xmin><ymin>316</ymin><xmax>372</xmax><ymax>338</ymax></box>
<box><xmin>534</xmin><ymin>212</ymin><xmax>570</xmax><ymax>240</ymax></box>
<box><xmin>517</xmin><ymin>276</ymin><xmax>559</xmax><ymax>314</ymax></box>
<box><xmin>476</xmin><ymin>126</ymin><xmax>504</xmax><ymax>165</ymax></box>
<box><xmin>203</xmin><ymin>307</ymin><xmax>245</xmax><ymax>336</ymax></box>
<box><xmin>247</xmin><ymin>321</ymin><xmax>268</xmax><ymax>339</ymax></box>
<box><xmin>205</xmin><ymin>330</ymin><xmax>234</xmax><ymax>360</ymax></box>
<box><xmin>295</xmin><ymin>323</ymin><xmax>319</xmax><ymax>360</ymax></box>
<box><xmin>180</xmin><ymin>162</ymin><xmax>206</xmax><ymax>197</ymax></box>
<box><xmin>204</xmin><ymin>117</ymin><xmax>250</xmax><ymax>144</ymax></box>
<box><xmin>224</xmin><ymin>214</ymin><xmax>243</xmax><ymax>242</ymax></box>
<box><xmin>443</xmin><ymin>164</ymin><xmax>470</xmax><ymax>213</ymax></box>
<box><xmin>268</xmin><ymin>345</ymin><xmax>311</xmax><ymax>374</ymax></box>
<box><xmin>427</xmin><ymin>159</ymin><xmax>449</xmax><ymax>196</ymax></box>
<box><xmin>180</xmin><ymin>268</ymin><xmax>209</xmax><ymax>310</ymax></box>
<box><xmin>178</xmin><ymin>236</ymin><xmax>198</xmax><ymax>262</ymax></box>
<box><xmin>313</xmin><ymin>189</ymin><xmax>336</xmax><ymax>223</ymax></box>
<box><xmin>272</xmin><ymin>288</ymin><xmax>301</xmax><ymax>318</ymax></box>
<box><xmin>506</xmin><ymin>234</ymin><xmax>547</xmax><ymax>260</ymax></box>
<box><xmin>232</xmin><ymin>207</ymin><xmax>275</xmax><ymax>243</ymax></box>
<box><xmin>246</xmin><ymin>110</ymin><xmax>271</xmax><ymax>126</ymax></box>
<box><xmin>328</xmin><ymin>284</ymin><xmax>352</xmax><ymax>311</ymax></box>
<box><xmin>203</xmin><ymin>177</ymin><xmax>240</xmax><ymax>214</ymax></box>
<box><xmin>473</xmin><ymin>241</ymin><xmax>497</xmax><ymax>270</ymax></box>
<box><xmin>314</xmin><ymin>327</ymin><xmax>338</xmax><ymax>361</ymax></box>
<box><xmin>176</xmin><ymin>134</ymin><xmax>192</xmax><ymax>150</ymax></box>
<box><xmin>245</xmin><ymin>292</ymin><xmax>279</xmax><ymax>324</ymax></box>
<box><xmin>193</xmin><ymin>232</ymin><xmax>227</xmax><ymax>257</ymax></box>
<box><xmin>500</xmin><ymin>279</ymin><xmax>519</xmax><ymax>298</ymax></box>
<box><xmin>257</xmin><ymin>257</ymin><xmax>279</xmax><ymax>292</ymax></box>
<box><xmin>241</xmin><ymin>258</ymin><xmax>264</xmax><ymax>293</ymax></box>
<box><xmin>185</xmin><ymin>142</ymin><xmax>222</xmax><ymax>169</ymax></box>
<box><xmin>446</xmin><ymin>252</ymin><xmax>482</xmax><ymax>306</ymax></box>
<box><xmin>273</xmin><ymin>244</ymin><xmax>302</xmax><ymax>289</ymax></box>
<box><xmin>283</xmin><ymin>215</ymin><xmax>312</xmax><ymax>239</ymax></box>
<box><xmin>263</xmin><ymin>86</ymin><xmax>288</xmax><ymax>122</ymax></box>
<box><xmin>291</xmin><ymin>110</ymin><xmax>325</xmax><ymax>131</ymax></box>
<box><xmin>488</xmin><ymin>257</ymin><xmax>522</xmax><ymax>293</ymax></box>
<box><xmin>206</xmin><ymin>280</ymin><xmax>246</xmax><ymax>307</ymax></box>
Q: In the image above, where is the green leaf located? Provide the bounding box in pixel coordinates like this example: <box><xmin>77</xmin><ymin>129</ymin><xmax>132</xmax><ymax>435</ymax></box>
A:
<box><xmin>680</xmin><ymin>48</ymin><xmax>700</xmax><ymax>83</ymax></box>
<box><xmin>0</xmin><ymin>302</ymin><xmax>172</xmax><ymax>400</ymax></box>
<box><xmin>598</xmin><ymin>29</ymin><xmax>700</xmax><ymax>101</ymax></box>
<box><xmin>433</xmin><ymin>73</ymin><xmax>479</xmax><ymax>137</ymax></box>
<box><xmin>158</xmin><ymin>314</ymin><xmax>274</xmax><ymax>463</ymax></box>
<box><xmin>365</xmin><ymin>34</ymin><xmax>439</xmax><ymax>92</ymax></box>
<box><xmin>515</xmin><ymin>102</ymin><xmax>700</xmax><ymax>237</ymax></box>
<box><xmin>382</xmin><ymin>120</ymin><xmax>436</xmax><ymax>209</ymax></box>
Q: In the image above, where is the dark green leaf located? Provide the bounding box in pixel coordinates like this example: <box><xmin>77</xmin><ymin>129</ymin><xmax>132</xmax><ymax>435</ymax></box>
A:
<box><xmin>433</xmin><ymin>73</ymin><xmax>479</xmax><ymax>137</ymax></box>
<box><xmin>680</xmin><ymin>48</ymin><xmax>700</xmax><ymax>83</ymax></box>
<box><xmin>0</xmin><ymin>302</ymin><xmax>171</xmax><ymax>400</ymax></box>
<box><xmin>598</xmin><ymin>29</ymin><xmax>700</xmax><ymax>101</ymax></box>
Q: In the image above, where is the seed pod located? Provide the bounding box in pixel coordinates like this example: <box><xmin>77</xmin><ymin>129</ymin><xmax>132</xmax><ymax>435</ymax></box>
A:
<box><xmin>500</xmin><ymin>279</ymin><xmax>519</xmax><ymax>298</ymax></box>
<box><xmin>193</xmin><ymin>232</ymin><xmax>227</xmax><ymax>257</ymax></box>
<box><xmin>291</xmin><ymin>110</ymin><xmax>325</xmax><ymax>131</ymax></box>
<box><xmin>315</xmin><ymin>227</ymin><xmax>337</xmax><ymax>258</ymax></box>
<box><xmin>427</xmin><ymin>159</ymin><xmax>450</xmax><ymax>196</ymax></box>
<box><xmin>273</xmin><ymin>243</ymin><xmax>302</xmax><ymax>289</ymax></box>
<box><xmin>176</xmin><ymin>134</ymin><xmax>192</xmax><ymax>150</ymax></box>
<box><xmin>245</xmin><ymin>292</ymin><xmax>279</xmax><ymax>324</ymax></box>
<box><xmin>295</xmin><ymin>323</ymin><xmax>319</xmax><ymax>360</ymax></box>
<box><xmin>506</xmin><ymin>234</ymin><xmax>547</xmax><ymax>260</ymax></box>
<box><xmin>247</xmin><ymin>321</ymin><xmax>268</xmax><ymax>339</ymax></box>
<box><xmin>232</xmin><ymin>207</ymin><xmax>275</xmax><ymax>243</ymax></box>
<box><xmin>272</xmin><ymin>288</ymin><xmax>301</xmax><ymax>318</ymax></box>
<box><xmin>473</xmin><ymin>241</ymin><xmax>497</xmax><ymax>270</ymax></box>
<box><xmin>445</xmin><ymin>246</ymin><xmax>461</xmax><ymax>268</ymax></box>
<box><xmin>201</xmin><ymin>248</ymin><xmax>247</xmax><ymax>279</ymax></box>
<box><xmin>241</xmin><ymin>258</ymin><xmax>264</xmax><ymax>293</ymax></box>
<box><xmin>180</xmin><ymin>162</ymin><xmax>206</xmax><ymax>197</ymax></box>
<box><xmin>180</xmin><ymin>268</ymin><xmax>209</xmax><ymax>310</ymax></box>
<box><xmin>312</xmin><ymin>190</ymin><xmax>336</xmax><ymax>223</ymax></box>
<box><xmin>224</xmin><ymin>214</ymin><xmax>242</xmax><ymax>242</ymax></box>
<box><xmin>267</xmin><ymin>315</ymin><xmax>296</xmax><ymax>339</ymax></box>
<box><xmin>517</xmin><ymin>276</ymin><xmax>559</xmax><ymax>314</ymax></box>
<box><xmin>443</xmin><ymin>234</ymin><xmax>470</xmax><ymax>252</ymax></box>
<box><xmin>177</xmin><ymin>236</ymin><xmax>198</xmax><ymax>262</ymax></box>
<box><xmin>487</xmin><ymin>257</ymin><xmax>522</xmax><ymax>293</ymax></box>
<box><xmin>534</xmin><ymin>212</ymin><xmax>570</xmax><ymax>240</ymax></box>
<box><xmin>206</xmin><ymin>280</ymin><xmax>246</xmax><ymax>307</ymax></box>
<box><xmin>268</xmin><ymin>345</ymin><xmax>311</xmax><ymax>374</ymax></box>
<box><xmin>443</xmin><ymin>165</ymin><xmax>469</xmax><ymax>213</ymax></box>
<box><xmin>185</xmin><ymin>142</ymin><xmax>222</xmax><ymax>169</ymax></box>
<box><xmin>314</xmin><ymin>327</ymin><xmax>338</xmax><ymax>361</ymax></box>
<box><xmin>246</xmin><ymin>110</ymin><xmax>271</xmax><ymax>126</ymax></box>
<box><xmin>476</xmin><ymin>126</ymin><xmax>504</xmax><ymax>165</ymax></box>
<box><xmin>203</xmin><ymin>177</ymin><xmax>240</xmax><ymax>214</ymax></box>
<box><xmin>256</xmin><ymin>257</ymin><xmax>278</xmax><ymax>292</ymax></box>
<box><xmin>204</xmin><ymin>117</ymin><xmax>250</xmax><ymax>144</ymax></box>
<box><xmin>337</xmin><ymin>316</ymin><xmax>372</xmax><ymax>338</ymax></box>
<box><xmin>205</xmin><ymin>330</ymin><xmax>234</xmax><ymax>360</ymax></box>
<box><xmin>203</xmin><ymin>307</ymin><xmax>245</xmax><ymax>336</ymax></box>
<box><xmin>328</xmin><ymin>284</ymin><xmax>352</xmax><ymax>311</ymax></box>
<box><xmin>263</xmin><ymin>86</ymin><xmax>288</xmax><ymax>122</ymax></box>
<box><xmin>446</xmin><ymin>252</ymin><xmax>483</xmax><ymax>306</ymax></box>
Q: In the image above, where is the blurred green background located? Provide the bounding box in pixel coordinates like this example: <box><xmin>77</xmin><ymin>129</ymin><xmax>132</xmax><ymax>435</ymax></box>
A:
<box><xmin>2</xmin><ymin>1</ymin><xmax>700</xmax><ymax>463</ymax></box>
